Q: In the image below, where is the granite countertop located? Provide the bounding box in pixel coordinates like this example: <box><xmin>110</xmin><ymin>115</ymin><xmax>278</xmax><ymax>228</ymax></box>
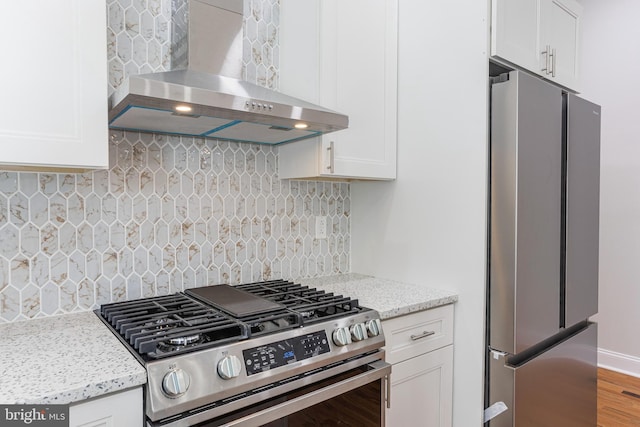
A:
<box><xmin>0</xmin><ymin>311</ymin><xmax>146</xmax><ymax>405</ymax></box>
<box><xmin>0</xmin><ymin>274</ymin><xmax>455</xmax><ymax>405</ymax></box>
<box><xmin>298</xmin><ymin>273</ymin><xmax>458</xmax><ymax>319</ymax></box>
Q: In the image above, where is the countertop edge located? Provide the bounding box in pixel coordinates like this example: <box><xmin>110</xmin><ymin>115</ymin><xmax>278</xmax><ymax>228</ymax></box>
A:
<box><xmin>378</xmin><ymin>295</ymin><xmax>459</xmax><ymax>320</ymax></box>
<box><xmin>21</xmin><ymin>372</ymin><xmax>148</xmax><ymax>405</ymax></box>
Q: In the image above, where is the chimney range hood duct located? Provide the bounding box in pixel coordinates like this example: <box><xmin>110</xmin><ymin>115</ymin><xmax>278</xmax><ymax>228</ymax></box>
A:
<box><xmin>108</xmin><ymin>0</ymin><xmax>348</xmax><ymax>145</ymax></box>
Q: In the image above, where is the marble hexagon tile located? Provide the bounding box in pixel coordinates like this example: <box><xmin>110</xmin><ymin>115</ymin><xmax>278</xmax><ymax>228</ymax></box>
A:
<box><xmin>0</xmin><ymin>134</ymin><xmax>350</xmax><ymax>322</ymax></box>
<box><xmin>0</xmin><ymin>0</ymin><xmax>350</xmax><ymax>323</ymax></box>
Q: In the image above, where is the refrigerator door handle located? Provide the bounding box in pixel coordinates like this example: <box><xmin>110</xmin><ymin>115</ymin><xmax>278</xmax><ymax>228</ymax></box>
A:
<box><xmin>489</xmin><ymin>348</ymin><xmax>509</xmax><ymax>361</ymax></box>
<box><xmin>506</xmin><ymin>321</ymin><xmax>591</xmax><ymax>368</ymax></box>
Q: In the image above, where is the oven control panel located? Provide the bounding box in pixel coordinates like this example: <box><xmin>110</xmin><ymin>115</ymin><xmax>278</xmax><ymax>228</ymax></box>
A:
<box><xmin>242</xmin><ymin>331</ymin><xmax>331</xmax><ymax>376</ymax></box>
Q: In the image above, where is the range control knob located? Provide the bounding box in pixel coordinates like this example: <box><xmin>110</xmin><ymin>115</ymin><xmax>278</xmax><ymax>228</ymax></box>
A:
<box><xmin>218</xmin><ymin>355</ymin><xmax>243</xmax><ymax>380</ymax></box>
<box><xmin>162</xmin><ymin>369</ymin><xmax>190</xmax><ymax>398</ymax></box>
<box><xmin>366</xmin><ymin>319</ymin><xmax>382</xmax><ymax>337</ymax></box>
<box><xmin>332</xmin><ymin>327</ymin><xmax>352</xmax><ymax>347</ymax></box>
<box><xmin>350</xmin><ymin>323</ymin><xmax>368</xmax><ymax>342</ymax></box>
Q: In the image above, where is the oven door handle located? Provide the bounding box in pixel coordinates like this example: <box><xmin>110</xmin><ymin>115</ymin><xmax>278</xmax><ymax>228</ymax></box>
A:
<box><xmin>225</xmin><ymin>360</ymin><xmax>392</xmax><ymax>427</ymax></box>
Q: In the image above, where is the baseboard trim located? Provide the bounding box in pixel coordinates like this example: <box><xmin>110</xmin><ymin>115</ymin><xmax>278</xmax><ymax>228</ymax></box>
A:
<box><xmin>599</xmin><ymin>348</ymin><xmax>640</xmax><ymax>378</ymax></box>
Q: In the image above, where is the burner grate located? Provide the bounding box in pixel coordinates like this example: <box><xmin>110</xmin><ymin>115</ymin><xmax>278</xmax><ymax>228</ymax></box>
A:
<box><xmin>236</xmin><ymin>280</ymin><xmax>363</xmax><ymax>324</ymax></box>
<box><xmin>100</xmin><ymin>294</ymin><xmax>249</xmax><ymax>360</ymax></box>
<box><xmin>98</xmin><ymin>280</ymin><xmax>365</xmax><ymax>362</ymax></box>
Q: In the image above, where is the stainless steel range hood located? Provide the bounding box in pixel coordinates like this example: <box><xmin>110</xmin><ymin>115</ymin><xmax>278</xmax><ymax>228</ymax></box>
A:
<box><xmin>108</xmin><ymin>0</ymin><xmax>348</xmax><ymax>145</ymax></box>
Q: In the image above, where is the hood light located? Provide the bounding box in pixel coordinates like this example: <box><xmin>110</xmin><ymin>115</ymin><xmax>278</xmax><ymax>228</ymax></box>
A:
<box><xmin>175</xmin><ymin>105</ymin><xmax>193</xmax><ymax>113</ymax></box>
<box><xmin>294</xmin><ymin>123</ymin><xmax>309</xmax><ymax>129</ymax></box>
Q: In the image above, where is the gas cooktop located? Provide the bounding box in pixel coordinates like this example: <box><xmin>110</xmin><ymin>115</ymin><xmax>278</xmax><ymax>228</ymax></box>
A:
<box><xmin>97</xmin><ymin>279</ymin><xmax>385</xmax><ymax>424</ymax></box>
<box><xmin>98</xmin><ymin>279</ymin><xmax>366</xmax><ymax>363</ymax></box>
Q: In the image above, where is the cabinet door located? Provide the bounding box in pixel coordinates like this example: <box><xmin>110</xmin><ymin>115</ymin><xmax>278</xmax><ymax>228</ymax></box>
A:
<box><xmin>539</xmin><ymin>0</ymin><xmax>581</xmax><ymax>90</ymax></box>
<box><xmin>491</xmin><ymin>0</ymin><xmax>581</xmax><ymax>91</ymax></box>
<box><xmin>69</xmin><ymin>387</ymin><xmax>142</xmax><ymax>427</ymax></box>
<box><xmin>383</xmin><ymin>304</ymin><xmax>454</xmax><ymax>365</ymax></box>
<box><xmin>279</xmin><ymin>0</ymin><xmax>397</xmax><ymax>180</ymax></box>
<box><xmin>319</xmin><ymin>0</ymin><xmax>397</xmax><ymax>180</ymax></box>
<box><xmin>0</xmin><ymin>0</ymin><xmax>108</xmax><ymax>170</ymax></box>
<box><xmin>386</xmin><ymin>345</ymin><xmax>453</xmax><ymax>427</ymax></box>
<box><xmin>491</xmin><ymin>0</ymin><xmax>540</xmax><ymax>73</ymax></box>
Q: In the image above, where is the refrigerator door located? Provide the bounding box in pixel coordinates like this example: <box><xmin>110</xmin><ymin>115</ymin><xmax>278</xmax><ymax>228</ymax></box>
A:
<box><xmin>564</xmin><ymin>94</ymin><xmax>601</xmax><ymax>325</ymax></box>
<box><xmin>490</xmin><ymin>71</ymin><xmax>563</xmax><ymax>354</ymax></box>
<box><xmin>488</xmin><ymin>322</ymin><xmax>597</xmax><ymax>427</ymax></box>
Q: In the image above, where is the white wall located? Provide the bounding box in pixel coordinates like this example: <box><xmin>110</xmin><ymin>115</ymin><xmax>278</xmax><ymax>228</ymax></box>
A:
<box><xmin>350</xmin><ymin>1</ymin><xmax>489</xmax><ymax>426</ymax></box>
<box><xmin>579</xmin><ymin>0</ymin><xmax>640</xmax><ymax>376</ymax></box>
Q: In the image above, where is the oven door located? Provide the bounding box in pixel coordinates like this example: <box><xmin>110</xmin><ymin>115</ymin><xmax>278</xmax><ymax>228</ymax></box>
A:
<box><xmin>152</xmin><ymin>360</ymin><xmax>391</xmax><ymax>427</ymax></box>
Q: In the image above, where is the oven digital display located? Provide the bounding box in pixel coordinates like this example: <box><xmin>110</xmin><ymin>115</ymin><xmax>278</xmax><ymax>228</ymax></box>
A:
<box><xmin>242</xmin><ymin>331</ymin><xmax>331</xmax><ymax>376</ymax></box>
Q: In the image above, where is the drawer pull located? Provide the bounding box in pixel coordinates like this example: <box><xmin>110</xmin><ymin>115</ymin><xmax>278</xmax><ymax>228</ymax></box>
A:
<box><xmin>410</xmin><ymin>330</ymin><xmax>436</xmax><ymax>341</ymax></box>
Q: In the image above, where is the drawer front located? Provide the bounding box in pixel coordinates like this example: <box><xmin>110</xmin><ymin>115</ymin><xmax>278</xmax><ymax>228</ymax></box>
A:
<box><xmin>383</xmin><ymin>304</ymin><xmax>454</xmax><ymax>365</ymax></box>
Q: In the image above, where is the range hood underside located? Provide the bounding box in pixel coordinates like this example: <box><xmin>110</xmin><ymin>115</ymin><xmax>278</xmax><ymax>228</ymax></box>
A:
<box><xmin>109</xmin><ymin>72</ymin><xmax>348</xmax><ymax>145</ymax></box>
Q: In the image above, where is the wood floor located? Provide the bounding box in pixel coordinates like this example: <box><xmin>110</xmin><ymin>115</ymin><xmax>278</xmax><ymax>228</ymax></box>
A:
<box><xmin>598</xmin><ymin>368</ymin><xmax>640</xmax><ymax>426</ymax></box>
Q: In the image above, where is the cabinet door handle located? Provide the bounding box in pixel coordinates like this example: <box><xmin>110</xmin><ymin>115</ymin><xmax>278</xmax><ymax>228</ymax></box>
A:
<box><xmin>541</xmin><ymin>45</ymin><xmax>551</xmax><ymax>75</ymax></box>
<box><xmin>326</xmin><ymin>141</ymin><xmax>335</xmax><ymax>174</ymax></box>
<box><xmin>410</xmin><ymin>330</ymin><xmax>436</xmax><ymax>341</ymax></box>
<box><xmin>551</xmin><ymin>47</ymin><xmax>556</xmax><ymax>77</ymax></box>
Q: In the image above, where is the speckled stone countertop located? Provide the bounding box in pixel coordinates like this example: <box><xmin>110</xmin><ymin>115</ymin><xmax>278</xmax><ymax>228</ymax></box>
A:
<box><xmin>0</xmin><ymin>274</ymin><xmax>454</xmax><ymax>405</ymax></box>
<box><xmin>0</xmin><ymin>311</ymin><xmax>146</xmax><ymax>405</ymax></box>
<box><xmin>298</xmin><ymin>273</ymin><xmax>458</xmax><ymax>319</ymax></box>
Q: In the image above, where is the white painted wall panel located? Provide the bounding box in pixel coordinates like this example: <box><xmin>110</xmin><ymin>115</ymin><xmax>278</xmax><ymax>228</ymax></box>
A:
<box><xmin>578</xmin><ymin>0</ymin><xmax>640</xmax><ymax>375</ymax></box>
<box><xmin>350</xmin><ymin>1</ymin><xmax>489</xmax><ymax>425</ymax></box>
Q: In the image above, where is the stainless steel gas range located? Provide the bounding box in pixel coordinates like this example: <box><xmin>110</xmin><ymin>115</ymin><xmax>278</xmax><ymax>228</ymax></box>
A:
<box><xmin>98</xmin><ymin>280</ymin><xmax>390</xmax><ymax>427</ymax></box>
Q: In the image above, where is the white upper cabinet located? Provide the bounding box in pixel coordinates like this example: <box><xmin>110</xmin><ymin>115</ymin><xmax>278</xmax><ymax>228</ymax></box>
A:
<box><xmin>278</xmin><ymin>0</ymin><xmax>398</xmax><ymax>180</ymax></box>
<box><xmin>491</xmin><ymin>0</ymin><xmax>582</xmax><ymax>91</ymax></box>
<box><xmin>491</xmin><ymin>0</ymin><xmax>540</xmax><ymax>73</ymax></box>
<box><xmin>539</xmin><ymin>0</ymin><xmax>581</xmax><ymax>89</ymax></box>
<box><xmin>0</xmin><ymin>0</ymin><xmax>108</xmax><ymax>170</ymax></box>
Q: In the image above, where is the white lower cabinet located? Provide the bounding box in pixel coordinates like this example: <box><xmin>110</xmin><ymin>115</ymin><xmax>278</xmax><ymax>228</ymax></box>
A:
<box><xmin>387</xmin><ymin>346</ymin><xmax>453</xmax><ymax>427</ymax></box>
<box><xmin>383</xmin><ymin>305</ymin><xmax>454</xmax><ymax>427</ymax></box>
<box><xmin>69</xmin><ymin>387</ymin><xmax>142</xmax><ymax>427</ymax></box>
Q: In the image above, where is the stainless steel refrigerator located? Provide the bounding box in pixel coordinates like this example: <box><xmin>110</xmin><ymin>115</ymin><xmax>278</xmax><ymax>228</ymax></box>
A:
<box><xmin>486</xmin><ymin>70</ymin><xmax>601</xmax><ymax>426</ymax></box>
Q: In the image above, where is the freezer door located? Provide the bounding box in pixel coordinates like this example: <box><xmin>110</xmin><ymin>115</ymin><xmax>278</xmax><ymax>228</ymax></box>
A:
<box><xmin>488</xmin><ymin>322</ymin><xmax>597</xmax><ymax>427</ymax></box>
<box><xmin>490</xmin><ymin>71</ymin><xmax>563</xmax><ymax>354</ymax></box>
<box><xmin>564</xmin><ymin>94</ymin><xmax>601</xmax><ymax>325</ymax></box>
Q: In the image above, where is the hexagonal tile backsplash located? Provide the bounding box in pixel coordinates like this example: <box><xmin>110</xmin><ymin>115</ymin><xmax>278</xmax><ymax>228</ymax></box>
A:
<box><xmin>0</xmin><ymin>0</ymin><xmax>350</xmax><ymax>323</ymax></box>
